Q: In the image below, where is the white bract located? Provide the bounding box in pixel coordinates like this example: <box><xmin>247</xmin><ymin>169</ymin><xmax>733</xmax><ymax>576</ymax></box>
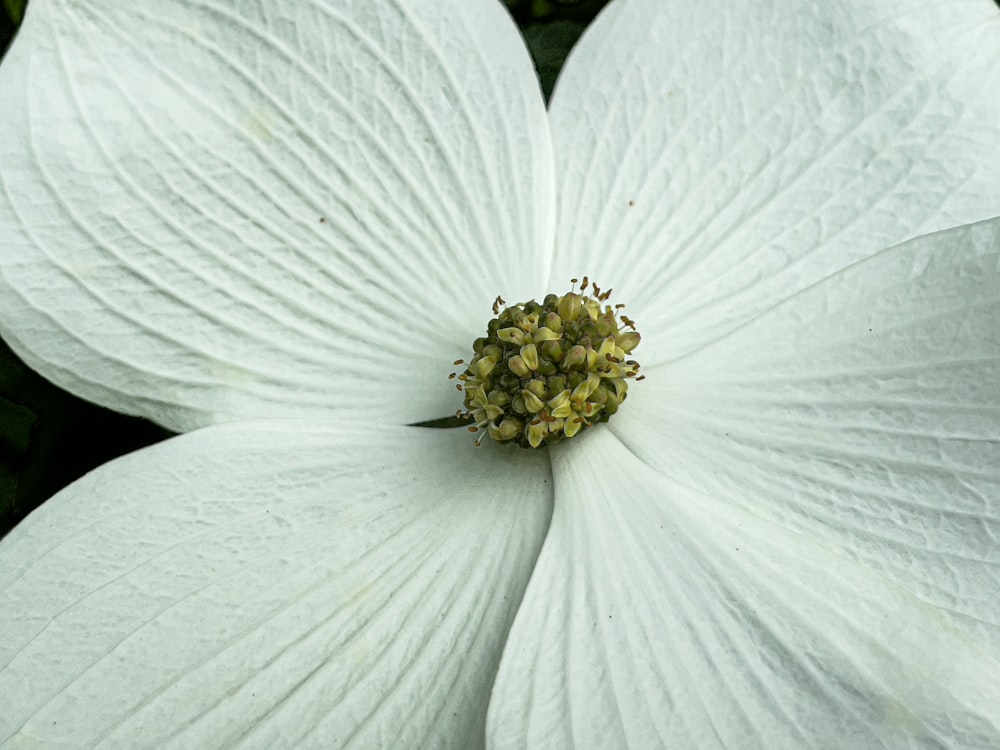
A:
<box><xmin>1</xmin><ymin>0</ymin><xmax>1000</xmax><ymax>747</ymax></box>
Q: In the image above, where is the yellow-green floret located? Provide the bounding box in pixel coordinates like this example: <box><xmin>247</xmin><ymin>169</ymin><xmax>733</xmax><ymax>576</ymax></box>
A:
<box><xmin>454</xmin><ymin>279</ymin><xmax>643</xmax><ymax>448</ymax></box>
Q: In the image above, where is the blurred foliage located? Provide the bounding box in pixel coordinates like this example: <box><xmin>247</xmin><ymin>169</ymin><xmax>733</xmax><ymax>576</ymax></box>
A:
<box><xmin>0</xmin><ymin>0</ymin><xmax>23</xmax><ymax>61</ymax></box>
<box><xmin>0</xmin><ymin>339</ymin><xmax>174</xmax><ymax>538</ymax></box>
<box><xmin>3</xmin><ymin>0</ymin><xmax>24</xmax><ymax>25</ymax></box>
<box><xmin>507</xmin><ymin>0</ymin><xmax>612</xmax><ymax>99</ymax></box>
<box><xmin>505</xmin><ymin>0</ymin><xmax>610</xmax><ymax>24</ymax></box>
<box><xmin>0</xmin><ymin>0</ymin><xmax>610</xmax><ymax>536</ymax></box>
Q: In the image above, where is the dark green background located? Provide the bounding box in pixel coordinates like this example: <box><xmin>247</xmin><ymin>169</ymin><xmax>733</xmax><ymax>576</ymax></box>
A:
<box><xmin>0</xmin><ymin>0</ymin><xmax>612</xmax><ymax>537</ymax></box>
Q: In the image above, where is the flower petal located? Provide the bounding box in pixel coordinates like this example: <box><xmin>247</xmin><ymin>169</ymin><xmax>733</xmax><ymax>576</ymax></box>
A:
<box><xmin>547</xmin><ymin>0</ymin><xmax>1000</xmax><ymax>365</ymax></box>
<box><xmin>0</xmin><ymin>421</ymin><xmax>552</xmax><ymax>748</ymax></box>
<box><xmin>0</xmin><ymin>0</ymin><xmax>552</xmax><ymax>431</ymax></box>
<box><xmin>614</xmin><ymin>219</ymin><xmax>1000</xmax><ymax>658</ymax></box>
<box><xmin>488</xmin><ymin>428</ymin><xmax>1000</xmax><ymax>748</ymax></box>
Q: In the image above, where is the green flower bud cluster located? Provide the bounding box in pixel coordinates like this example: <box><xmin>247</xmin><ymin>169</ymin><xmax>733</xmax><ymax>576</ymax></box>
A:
<box><xmin>453</xmin><ymin>281</ymin><xmax>643</xmax><ymax>448</ymax></box>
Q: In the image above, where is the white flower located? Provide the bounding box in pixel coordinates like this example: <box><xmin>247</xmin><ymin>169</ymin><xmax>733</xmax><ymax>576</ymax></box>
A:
<box><xmin>2</xmin><ymin>0</ymin><xmax>1000</xmax><ymax>747</ymax></box>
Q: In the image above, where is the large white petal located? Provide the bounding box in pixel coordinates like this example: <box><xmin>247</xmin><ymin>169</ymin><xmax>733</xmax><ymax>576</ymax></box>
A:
<box><xmin>488</xmin><ymin>428</ymin><xmax>1000</xmax><ymax>749</ymax></box>
<box><xmin>547</xmin><ymin>0</ymin><xmax>1000</xmax><ymax>365</ymax></box>
<box><xmin>614</xmin><ymin>219</ymin><xmax>1000</xmax><ymax>659</ymax></box>
<box><xmin>0</xmin><ymin>421</ymin><xmax>552</xmax><ymax>749</ymax></box>
<box><xmin>0</xmin><ymin>0</ymin><xmax>553</xmax><ymax>431</ymax></box>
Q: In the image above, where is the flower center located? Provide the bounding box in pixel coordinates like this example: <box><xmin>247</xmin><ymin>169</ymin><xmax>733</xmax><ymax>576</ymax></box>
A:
<box><xmin>453</xmin><ymin>278</ymin><xmax>643</xmax><ymax>448</ymax></box>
